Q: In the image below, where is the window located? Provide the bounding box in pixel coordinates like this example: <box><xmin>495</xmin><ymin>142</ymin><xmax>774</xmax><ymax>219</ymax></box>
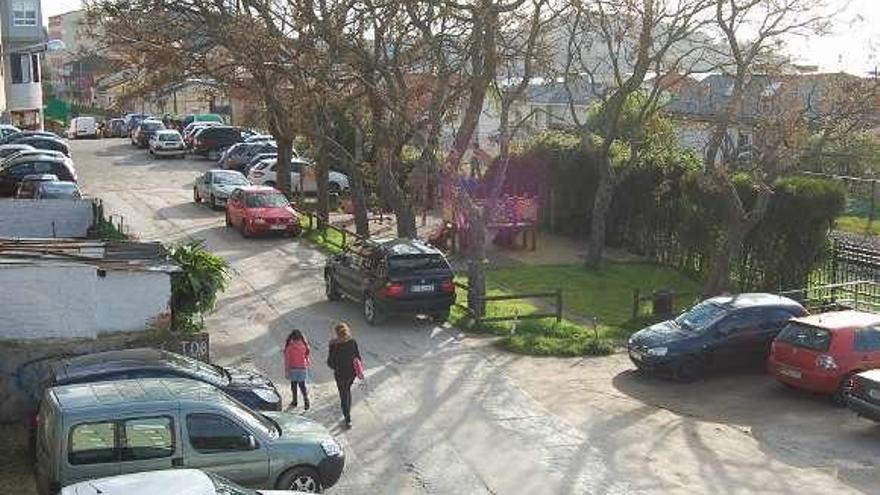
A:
<box><xmin>121</xmin><ymin>417</ymin><xmax>174</xmax><ymax>461</ymax></box>
<box><xmin>12</xmin><ymin>0</ymin><xmax>37</xmax><ymax>26</ymax></box>
<box><xmin>855</xmin><ymin>326</ymin><xmax>880</xmax><ymax>352</ymax></box>
<box><xmin>69</xmin><ymin>421</ymin><xmax>117</xmax><ymax>465</ymax></box>
<box><xmin>776</xmin><ymin>323</ymin><xmax>832</xmax><ymax>352</ymax></box>
<box><xmin>187</xmin><ymin>414</ymin><xmax>254</xmax><ymax>453</ymax></box>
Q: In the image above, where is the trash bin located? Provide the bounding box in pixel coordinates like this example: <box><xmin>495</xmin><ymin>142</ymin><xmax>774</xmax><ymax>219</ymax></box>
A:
<box><xmin>652</xmin><ymin>290</ymin><xmax>675</xmax><ymax>318</ymax></box>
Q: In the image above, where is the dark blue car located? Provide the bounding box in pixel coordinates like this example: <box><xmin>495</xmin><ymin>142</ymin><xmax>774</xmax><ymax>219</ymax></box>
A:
<box><xmin>41</xmin><ymin>348</ymin><xmax>281</xmax><ymax>411</ymax></box>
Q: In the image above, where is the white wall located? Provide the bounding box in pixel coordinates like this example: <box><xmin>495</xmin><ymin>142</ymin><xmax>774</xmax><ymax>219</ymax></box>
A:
<box><xmin>95</xmin><ymin>270</ymin><xmax>171</xmax><ymax>333</ymax></box>
<box><xmin>0</xmin><ymin>199</ymin><xmax>93</xmax><ymax>238</ymax></box>
<box><xmin>0</xmin><ymin>264</ymin><xmax>171</xmax><ymax>341</ymax></box>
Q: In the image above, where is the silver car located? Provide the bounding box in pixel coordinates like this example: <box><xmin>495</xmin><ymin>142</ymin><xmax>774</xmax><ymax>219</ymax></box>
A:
<box><xmin>36</xmin><ymin>378</ymin><xmax>344</xmax><ymax>495</ymax></box>
<box><xmin>194</xmin><ymin>169</ymin><xmax>250</xmax><ymax>209</ymax></box>
<box><xmin>61</xmin><ymin>469</ymin><xmax>308</xmax><ymax>495</ymax></box>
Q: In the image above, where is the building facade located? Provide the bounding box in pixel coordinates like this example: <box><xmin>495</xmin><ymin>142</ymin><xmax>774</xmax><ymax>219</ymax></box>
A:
<box><xmin>0</xmin><ymin>0</ymin><xmax>45</xmax><ymax>130</ymax></box>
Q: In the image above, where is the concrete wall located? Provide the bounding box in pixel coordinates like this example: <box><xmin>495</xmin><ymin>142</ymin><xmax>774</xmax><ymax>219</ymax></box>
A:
<box><xmin>95</xmin><ymin>270</ymin><xmax>172</xmax><ymax>334</ymax></box>
<box><xmin>0</xmin><ymin>263</ymin><xmax>171</xmax><ymax>340</ymax></box>
<box><xmin>0</xmin><ymin>199</ymin><xmax>93</xmax><ymax>237</ymax></box>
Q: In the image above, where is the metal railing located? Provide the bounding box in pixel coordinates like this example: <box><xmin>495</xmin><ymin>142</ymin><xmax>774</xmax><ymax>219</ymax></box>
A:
<box><xmin>778</xmin><ymin>280</ymin><xmax>880</xmax><ymax>313</ymax></box>
<box><xmin>300</xmin><ymin>211</ymin><xmax>363</xmax><ymax>251</ymax></box>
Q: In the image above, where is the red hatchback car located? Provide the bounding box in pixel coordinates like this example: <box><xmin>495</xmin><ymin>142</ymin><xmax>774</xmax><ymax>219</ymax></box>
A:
<box><xmin>225</xmin><ymin>186</ymin><xmax>301</xmax><ymax>237</ymax></box>
<box><xmin>768</xmin><ymin>310</ymin><xmax>880</xmax><ymax>403</ymax></box>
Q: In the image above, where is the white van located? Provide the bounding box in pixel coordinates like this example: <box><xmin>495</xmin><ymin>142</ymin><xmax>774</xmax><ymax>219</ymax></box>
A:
<box><xmin>67</xmin><ymin>117</ymin><xmax>98</xmax><ymax>139</ymax></box>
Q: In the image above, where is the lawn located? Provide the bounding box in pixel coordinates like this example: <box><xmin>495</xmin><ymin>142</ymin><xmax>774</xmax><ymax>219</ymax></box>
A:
<box><xmin>835</xmin><ymin>215</ymin><xmax>880</xmax><ymax>236</ymax></box>
<box><xmin>452</xmin><ymin>263</ymin><xmax>701</xmax><ymax>356</ymax></box>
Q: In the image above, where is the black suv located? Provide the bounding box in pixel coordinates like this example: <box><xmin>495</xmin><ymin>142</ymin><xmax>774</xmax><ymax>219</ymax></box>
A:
<box><xmin>324</xmin><ymin>238</ymin><xmax>456</xmax><ymax>324</ymax></box>
<box><xmin>627</xmin><ymin>293</ymin><xmax>807</xmax><ymax>381</ymax></box>
<box><xmin>192</xmin><ymin>126</ymin><xmax>246</xmax><ymax>160</ymax></box>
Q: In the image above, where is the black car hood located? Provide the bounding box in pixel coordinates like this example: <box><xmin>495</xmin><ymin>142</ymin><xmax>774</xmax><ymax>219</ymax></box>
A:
<box><xmin>631</xmin><ymin>320</ymin><xmax>697</xmax><ymax>348</ymax></box>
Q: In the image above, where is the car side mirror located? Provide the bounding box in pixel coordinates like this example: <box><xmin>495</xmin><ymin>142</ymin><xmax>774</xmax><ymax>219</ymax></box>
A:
<box><xmin>246</xmin><ymin>434</ymin><xmax>257</xmax><ymax>450</ymax></box>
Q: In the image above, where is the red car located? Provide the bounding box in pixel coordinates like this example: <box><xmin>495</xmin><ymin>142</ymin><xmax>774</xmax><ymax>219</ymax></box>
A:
<box><xmin>768</xmin><ymin>310</ymin><xmax>880</xmax><ymax>403</ymax></box>
<box><xmin>225</xmin><ymin>186</ymin><xmax>301</xmax><ymax>237</ymax></box>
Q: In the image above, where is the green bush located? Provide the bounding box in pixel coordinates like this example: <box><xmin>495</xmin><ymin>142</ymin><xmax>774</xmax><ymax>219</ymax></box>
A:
<box><xmin>166</xmin><ymin>240</ymin><xmax>230</xmax><ymax>332</ymax></box>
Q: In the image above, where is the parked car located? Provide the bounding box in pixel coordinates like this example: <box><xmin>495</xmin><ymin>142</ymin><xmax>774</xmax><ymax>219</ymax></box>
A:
<box><xmin>106</xmin><ymin>118</ymin><xmax>127</xmax><ymax>138</ymax></box>
<box><xmin>1</xmin><ymin>130</ymin><xmax>59</xmax><ymax>145</ymax></box>
<box><xmin>243</xmin><ymin>153</ymin><xmax>278</xmax><ymax>176</ymax></box>
<box><xmin>35</xmin><ymin>378</ymin><xmax>344</xmax><ymax>495</ymax></box>
<box><xmin>324</xmin><ymin>238</ymin><xmax>456</xmax><ymax>325</ymax></box>
<box><xmin>124</xmin><ymin>112</ymin><xmax>151</xmax><ymax>136</ymax></box>
<box><xmin>14</xmin><ymin>174</ymin><xmax>59</xmax><ymax>198</ymax></box>
<box><xmin>248</xmin><ymin>159</ymin><xmax>349</xmax><ymax>194</ymax></box>
<box><xmin>194</xmin><ymin>169</ymin><xmax>251</xmax><ymax>209</ymax></box>
<box><xmin>0</xmin><ymin>124</ymin><xmax>21</xmax><ymax>138</ymax></box>
<box><xmin>627</xmin><ymin>293</ymin><xmax>807</xmax><ymax>381</ymax></box>
<box><xmin>220</xmin><ymin>142</ymin><xmax>280</xmax><ymax>172</ymax></box>
<box><xmin>131</xmin><ymin>119</ymin><xmax>166</xmax><ymax>148</ymax></box>
<box><xmin>769</xmin><ymin>310</ymin><xmax>880</xmax><ymax>403</ymax></box>
<box><xmin>10</xmin><ymin>136</ymin><xmax>70</xmax><ymax>156</ymax></box>
<box><xmin>67</xmin><ymin>117</ymin><xmax>98</xmax><ymax>139</ymax></box>
<box><xmin>2</xmin><ymin>149</ymin><xmax>67</xmax><ymax>167</ymax></box>
<box><xmin>149</xmin><ymin>130</ymin><xmax>186</xmax><ymax>158</ymax></box>
<box><xmin>31</xmin><ymin>181</ymin><xmax>82</xmax><ymax>200</ymax></box>
<box><xmin>225</xmin><ymin>186</ymin><xmax>301</xmax><ymax>237</ymax></box>
<box><xmin>183</xmin><ymin>122</ymin><xmax>221</xmax><ymax>148</ymax></box>
<box><xmin>0</xmin><ymin>157</ymin><xmax>77</xmax><ymax>196</ymax></box>
<box><xmin>182</xmin><ymin>113</ymin><xmax>225</xmax><ymax>128</ymax></box>
<box><xmin>192</xmin><ymin>126</ymin><xmax>247</xmax><ymax>160</ymax></box>
<box><xmin>0</xmin><ymin>143</ymin><xmax>35</xmax><ymax>161</ymax></box>
<box><xmin>60</xmin><ymin>469</ymin><xmax>311</xmax><ymax>495</ymax></box>
<box><xmin>39</xmin><ymin>348</ymin><xmax>282</xmax><ymax>412</ymax></box>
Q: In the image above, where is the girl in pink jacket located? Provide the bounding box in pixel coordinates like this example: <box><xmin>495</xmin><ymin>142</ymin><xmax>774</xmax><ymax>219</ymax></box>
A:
<box><xmin>283</xmin><ymin>329</ymin><xmax>311</xmax><ymax>410</ymax></box>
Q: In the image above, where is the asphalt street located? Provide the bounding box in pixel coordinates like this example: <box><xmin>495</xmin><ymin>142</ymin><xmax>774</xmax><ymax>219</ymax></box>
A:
<box><xmin>72</xmin><ymin>138</ymin><xmax>875</xmax><ymax>495</ymax></box>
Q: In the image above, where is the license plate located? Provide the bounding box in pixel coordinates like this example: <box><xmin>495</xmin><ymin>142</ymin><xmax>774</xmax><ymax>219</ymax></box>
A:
<box><xmin>270</xmin><ymin>224</ymin><xmax>287</xmax><ymax>230</ymax></box>
<box><xmin>780</xmin><ymin>368</ymin><xmax>802</xmax><ymax>379</ymax></box>
<box><xmin>411</xmin><ymin>284</ymin><xmax>434</xmax><ymax>293</ymax></box>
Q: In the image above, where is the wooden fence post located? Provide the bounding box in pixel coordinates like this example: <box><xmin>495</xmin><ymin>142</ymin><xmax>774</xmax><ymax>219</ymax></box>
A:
<box><xmin>632</xmin><ymin>289</ymin><xmax>640</xmax><ymax>319</ymax></box>
<box><xmin>555</xmin><ymin>289</ymin><xmax>563</xmax><ymax>322</ymax></box>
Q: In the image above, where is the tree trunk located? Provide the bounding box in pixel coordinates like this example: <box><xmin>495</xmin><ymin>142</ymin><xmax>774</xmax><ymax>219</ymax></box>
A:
<box><xmin>704</xmin><ymin>217</ymin><xmax>745</xmax><ymax>295</ymax></box>
<box><xmin>274</xmin><ymin>135</ymin><xmax>293</xmax><ymax>198</ymax></box>
<box><xmin>348</xmin><ymin>162</ymin><xmax>370</xmax><ymax>237</ymax></box>
<box><xmin>585</xmin><ymin>163</ymin><xmax>614</xmax><ymax>269</ymax></box>
<box><xmin>375</xmin><ymin>141</ymin><xmax>417</xmax><ymax>238</ymax></box>
<box><xmin>316</xmin><ymin>143</ymin><xmax>330</xmax><ymax>230</ymax></box>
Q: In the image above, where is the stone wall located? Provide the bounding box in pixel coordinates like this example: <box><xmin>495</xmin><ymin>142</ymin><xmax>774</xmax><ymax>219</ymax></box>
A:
<box><xmin>0</xmin><ymin>199</ymin><xmax>93</xmax><ymax>238</ymax></box>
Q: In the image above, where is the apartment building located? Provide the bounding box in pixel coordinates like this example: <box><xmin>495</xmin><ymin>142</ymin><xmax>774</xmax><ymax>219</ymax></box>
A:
<box><xmin>1</xmin><ymin>0</ymin><xmax>45</xmax><ymax>130</ymax></box>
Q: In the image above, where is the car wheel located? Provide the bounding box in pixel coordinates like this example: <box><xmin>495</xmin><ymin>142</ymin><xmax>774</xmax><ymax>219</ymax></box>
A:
<box><xmin>431</xmin><ymin>309</ymin><xmax>451</xmax><ymax>322</ymax></box>
<box><xmin>325</xmin><ymin>273</ymin><xmax>341</xmax><ymax>301</ymax></box>
<box><xmin>277</xmin><ymin>466</ymin><xmax>321</xmax><ymax>493</ymax></box>
<box><xmin>193</xmin><ymin>188</ymin><xmax>201</xmax><ymax>203</ymax></box>
<box><xmin>833</xmin><ymin>372</ymin><xmax>856</xmax><ymax>406</ymax></box>
<box><xmin>672</xmin><ymin>356</ymin><xmax>704</xmax><ymax>383</ymax></box>
<box><xmin>364</xmin><ymin>294</ymin><xmax>385</xmax><ymax>325</ymax></box>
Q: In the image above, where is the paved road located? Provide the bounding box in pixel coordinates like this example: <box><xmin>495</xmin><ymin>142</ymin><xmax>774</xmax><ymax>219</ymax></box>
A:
<box><xmin>72</xmin><ymin>139</ymin><xmax>874</xmax><ymax>494</ymax></box>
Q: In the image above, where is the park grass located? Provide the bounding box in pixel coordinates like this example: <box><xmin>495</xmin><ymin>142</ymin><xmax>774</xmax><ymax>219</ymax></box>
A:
<box><xmin>452</xmin><ymin>263</ymin><xmax>701</xmax><ymax>357</ymax></box>
<box><xmin>835</xmin><ymin>215</ymin><xmax>880</xmax><ymax>236</ymax></box>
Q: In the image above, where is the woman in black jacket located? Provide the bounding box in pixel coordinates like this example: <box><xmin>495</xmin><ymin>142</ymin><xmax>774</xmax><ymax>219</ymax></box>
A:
<box><xmin>327</xmin><ymin>322</ymin><xmax>361</xmax><ymax>428</ymax></box>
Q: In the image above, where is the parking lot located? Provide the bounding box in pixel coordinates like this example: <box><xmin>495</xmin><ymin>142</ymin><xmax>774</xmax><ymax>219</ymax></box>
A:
<box><xmin>6</xmin><ymin>138</ymin><xmax>876</xmax><ymax>494</ymax></box>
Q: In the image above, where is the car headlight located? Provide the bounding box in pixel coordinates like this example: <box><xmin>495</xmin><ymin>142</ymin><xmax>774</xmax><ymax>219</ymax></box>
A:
<box><xmin>321</xmin><ymin>439</ymin><xmax>343</xmax><ymax>457</ymax></box>
<box><xmin>253</xmin><ymin>217</ymin><xmax>267</xmax><ymax>224</ymax></box>
<box><xmin>646</xmin><ymin>347</ymin><xmax>668</xmax><ymax>357</ymax></box>
<box><xmin>252</xmin><ymin>388</ymin><xmax>279</xmax><ymax>403</ymax></box>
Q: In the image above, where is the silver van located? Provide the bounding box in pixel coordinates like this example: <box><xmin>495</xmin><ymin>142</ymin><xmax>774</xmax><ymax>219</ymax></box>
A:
<box><xmin>36</xmin><ymin>378</ymin><xmax>344</xmax><ymax>495</ymax></box>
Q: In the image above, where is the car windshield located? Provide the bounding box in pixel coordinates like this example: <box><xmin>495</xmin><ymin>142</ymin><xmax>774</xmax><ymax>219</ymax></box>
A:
<box><xmin>159</xmin><ymin>133</ymin><xmax>180</xmax><ymax>142</ymax></box>
<box><xmin>776</xmin><ymin>322</ymin><xmax>832</xmax><ymax>352</ymax></box>
<box><xmin>142</xmin><ymin>122</ymin><xmax>164</xmax><ymax>131</ymax></box>
<box><xmin>246</xmin><ymin>193</ymin><xmax>288</xmax><ymax>208</ymax></box>
<box><xmin>388</xmin><ymin>254</ymin><xmax>448</xmax><ymax>274</ymax></box>
<box><xmin>674</xmin><ymin>301</ymin><xmax>728</xmax><ymax>332</ymax></box>
<box><xmin>162</xmin><ymin>352</ymin><xmax>228</xmax><ymax>386</ymax></box>
<box><xmin>40</xmin><ymin>183</ymin><xmax>80</xmax><ymax>198</ymax></box>
<box><xmin>206</xmin><ymin>472</ymin><xmax>257</xmax><ymax>495</ymax></box>
<box><xmin>214</xmin><ymin>172</ymin><xmax>248</xmax><ymax>185</ymax></box>
<box><xmin>223</xmin><ymin>395</ymin><xmax>279</xmax><ymax>438</ymax></box>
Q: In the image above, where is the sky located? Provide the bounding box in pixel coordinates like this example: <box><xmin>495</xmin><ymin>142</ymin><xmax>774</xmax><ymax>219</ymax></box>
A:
<box><xmin>43</xmin><ymin>0</ymin><xmax>880</xmax><ymax>76</ymax></box>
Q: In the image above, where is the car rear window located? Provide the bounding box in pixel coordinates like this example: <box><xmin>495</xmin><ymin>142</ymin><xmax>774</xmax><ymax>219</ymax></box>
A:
<box><xmin>388</xmin><ymin>255</ymin><xmax>448</xmax><ymax>274</ymax></box>
<box><xmin>159</xmin><ymin>133</ymin><xmax>180</xmax><ymax>141</ymax></box>
<box><xmin>776</xmin><ymin>322</ymin><xmax>832</xmax><ymax>352</ymax></box>
<box><xmin>40</xmin><ymin>182</ymin><xmax>80</xmax><ymax>198</ymax></box>
<box><xmin>142</xmin><ymin>122</ymin><xmax>164</xmax><ymax>131</ymax></box>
